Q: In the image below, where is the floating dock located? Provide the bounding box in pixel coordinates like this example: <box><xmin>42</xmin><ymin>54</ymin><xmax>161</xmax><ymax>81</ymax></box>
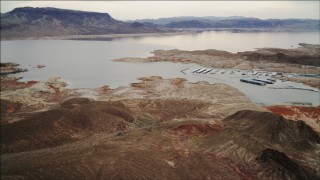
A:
<box><xmin>240</xmin><ymin>79</ymin><xmax>266</xmax><ymax>86</ymax></box>
<box><xmin>203</xmin><ymin>69</ymin><xmax>212</xmax><ymax>74</ymax></box>
<box><xmin>193</xmin><ymin>68</ymin><xmax>204</xmax><ymax>73</ymax></box>
<box><xmin>197</xmin><ymin>68</ymin><xmax>208</xmax><ymax>73</ymax></box>
<box><xmin>192</xmin><ymin>68</ymin><xmax>202</xmax><ymax>73</ymax></box>
<box><xmin>253</xmin><ymin>78</ymin><xmax>275</xmax><ymax>84</ymax></box>
<box><xmin>267</xmin><ymin>78</ymin><xmax>276</xmax><ymax>83</ymax></box>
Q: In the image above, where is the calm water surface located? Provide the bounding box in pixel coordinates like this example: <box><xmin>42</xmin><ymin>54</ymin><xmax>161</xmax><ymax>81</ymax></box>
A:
<box><xmin>126</xmin><ymin>31</ymin><xmax>320</xmax><ymax>52</ymax></box>
<box><xmin>1</xmin><ymin>31</ymin><xmax>319</xmax><ymax>105</ymax></box>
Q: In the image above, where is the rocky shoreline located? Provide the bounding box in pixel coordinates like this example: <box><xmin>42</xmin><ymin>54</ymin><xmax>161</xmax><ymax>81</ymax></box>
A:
<box><xmin>0</xmin><ymin>62</ymin><xmax>28</xmax><ymax>75</ymax></box>
<box><xmin>114</xmin><ymin>43</ymin><xmax>320</xmax><ymax>73</ymax></box>
<box><xmin>114</xmin><ymin>43</ymin><xmax>320</xmax><ymax>89</ymax></box>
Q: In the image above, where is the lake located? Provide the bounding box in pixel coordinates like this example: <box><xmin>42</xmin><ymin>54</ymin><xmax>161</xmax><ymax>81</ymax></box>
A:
<box><xmin>1</xmin><ymin>31</ymin><xmax>319</xmax><ymax>105</ymax></box>
<box><xmin>129</xmin><ymin>31</ymin><xmax>320</xmax><ymax>52</ymax></box>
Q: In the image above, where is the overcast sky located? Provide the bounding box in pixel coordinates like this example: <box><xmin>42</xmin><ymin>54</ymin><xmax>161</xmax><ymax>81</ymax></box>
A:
<box><xmin>1</xmin><ymin>1</ymin><xmax>319</xmax><ymax>20</ymax></box>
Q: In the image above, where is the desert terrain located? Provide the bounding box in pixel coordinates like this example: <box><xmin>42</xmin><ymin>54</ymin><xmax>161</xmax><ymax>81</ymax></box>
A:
<box><xmin>1</xmin><ymin>44</ymin><xmax>319</xmax><ymax>179</ymax></box>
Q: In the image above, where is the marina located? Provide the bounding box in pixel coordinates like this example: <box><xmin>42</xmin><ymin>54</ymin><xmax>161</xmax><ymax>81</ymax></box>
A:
<box><xmin>182</xmin><ymin>66</ymin><xmax>319</xmax><ymax>106</ymax></box>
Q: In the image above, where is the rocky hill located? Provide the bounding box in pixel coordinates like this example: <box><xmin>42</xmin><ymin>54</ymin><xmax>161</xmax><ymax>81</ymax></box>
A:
<box><xmin>0</xmin><ymin>7</ymin><xmax>171</xmax><ymax>38</ymax></box>
<box><xmin>1</xmin><ymin>99</ymin><xmax>135</xmax><ymax>153</ymax></box>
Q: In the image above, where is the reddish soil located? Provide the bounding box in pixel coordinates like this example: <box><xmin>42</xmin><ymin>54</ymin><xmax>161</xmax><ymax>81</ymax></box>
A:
<box><xmin>26</xmin><ymin>81</ymin><xmax>38</xmax><ymax>87</ymax></box>
<box><xmin>266</xmin><ymin>106</ymin><xmax>296</xmax><ymax>116</ymax></box>
<box><xmin>266</xmin><ymin>106</ymin><xmax>320</xmax><ymax>122</ymax></box>
<box><xmin>1</xmin><ymin>79</ymin><xmax>39</xmax><ymax>91</ymax></box>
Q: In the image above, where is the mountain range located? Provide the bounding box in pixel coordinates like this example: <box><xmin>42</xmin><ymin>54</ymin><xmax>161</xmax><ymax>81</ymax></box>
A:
<box><xmin>1</xmin><ymin>7</ymin><xmax>319</xmax><ymax>39</ymax></box>
<box><xmin>129</xmin><ymin>16</ymin><xmax>320</xmax><ymax>30</ymax></box>
<box><xmin>0</xmin><ymin>7</ymin><xmax>171</xmax><ymax>38</ymax></box>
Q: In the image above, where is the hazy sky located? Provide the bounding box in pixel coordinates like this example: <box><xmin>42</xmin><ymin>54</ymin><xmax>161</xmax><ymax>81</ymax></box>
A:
<box><xmin>1</xmin><ymin>1</ymin><xmax>319</xmax><ymax>20</ymax></box>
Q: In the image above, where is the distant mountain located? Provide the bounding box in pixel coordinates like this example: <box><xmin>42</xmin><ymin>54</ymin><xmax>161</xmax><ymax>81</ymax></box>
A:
<box><xmin>129</xmin><ymin>16</ymin><xmax>320</xmax><ymax>30</ymax></box>
<box><xmin>165</xmin><ymin>20</ymin><xmax>211</xmax><ymax>28</ymax></box>
<box><xmin>0</xmin><ymin>7</ymin><xmax>172</xmax><ymax>38</ymax></box>
<box><xmin>127</xmin><ymin>16</ymin><xmax>247</xmax><ymax>25</ymax></box>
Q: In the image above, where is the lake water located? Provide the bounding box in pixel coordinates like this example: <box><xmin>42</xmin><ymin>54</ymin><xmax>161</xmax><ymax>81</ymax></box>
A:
<box><xmin>129</xmin><ymin>31</ymin><xmax>320</xmax><ymax>52</ymax></box>
<box><xmin>1</xmin><ymin>31</ymin><xmax>319</xmax><ymax>105</ymax></box>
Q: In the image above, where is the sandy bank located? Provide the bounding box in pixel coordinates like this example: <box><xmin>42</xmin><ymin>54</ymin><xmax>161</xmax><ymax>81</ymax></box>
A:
<box><xmin>0</xmin><ymin>75</ymin><xmax>265</xmax><ymax>119</ymax></box>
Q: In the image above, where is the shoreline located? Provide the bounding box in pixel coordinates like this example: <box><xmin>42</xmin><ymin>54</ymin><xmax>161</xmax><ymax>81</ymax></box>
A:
<box><xmin>1</xmin><ymin>28</ymin><xmax>319</xmax><ymax>41</ymax></box>
<box><xmin>0</xmin><ymin>31</ymin><xmax>193</xmax><ymax>41</ymax></box>
<box><xmin>1</xmin><ymin>74</ymin><xmax>319</xmax><ymax>132</ymax></box>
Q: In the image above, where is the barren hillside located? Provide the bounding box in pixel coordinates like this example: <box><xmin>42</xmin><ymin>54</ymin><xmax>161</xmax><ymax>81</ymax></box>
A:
<box><xmin>1</xmin><ymin>75</ymin><xmax>319</xmax><ymax>179</ymax></box>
